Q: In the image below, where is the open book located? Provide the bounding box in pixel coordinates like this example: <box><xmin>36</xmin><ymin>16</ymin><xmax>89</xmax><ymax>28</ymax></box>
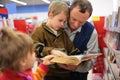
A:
<box><xmin>50</xmin><ymin>53</ymin><xmax>102</xmax><ymax>65</ymax></box>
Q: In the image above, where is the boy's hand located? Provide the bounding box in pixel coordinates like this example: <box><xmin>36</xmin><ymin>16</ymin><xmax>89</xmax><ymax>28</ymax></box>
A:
<box><xmin>42</xmin><ymin>55</ymin><xmax>55</xmax><ymax>65</ymax></box>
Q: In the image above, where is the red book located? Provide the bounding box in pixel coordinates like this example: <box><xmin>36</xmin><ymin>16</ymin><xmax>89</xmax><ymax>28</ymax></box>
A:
<box><xmin>0</xmin><ymin>8</ymin><xmax>8</xmax><ymax>14</ymax></box>
<box><xmin>14</xmin><ymin>20</ymin><xmax>28</xmax><ymax>34</ymax></box>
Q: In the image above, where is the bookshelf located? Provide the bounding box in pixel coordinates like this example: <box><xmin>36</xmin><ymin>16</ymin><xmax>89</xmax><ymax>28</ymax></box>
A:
<box><xmin>103</xmin><ymin>6</ymin><xmax>120</xmax><ymax>80</ymax></box>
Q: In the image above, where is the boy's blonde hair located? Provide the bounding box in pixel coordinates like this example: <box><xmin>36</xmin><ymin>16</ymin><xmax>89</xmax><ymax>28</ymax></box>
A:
<box><xmin>0</xmin><ymin>27</ymin><xmax>34</xmax><ymax>71</ymax></box>
<box><xmin>48</xmin><ymin>1</ymin><xmax>69</xmax><ymax>17</ymax></box>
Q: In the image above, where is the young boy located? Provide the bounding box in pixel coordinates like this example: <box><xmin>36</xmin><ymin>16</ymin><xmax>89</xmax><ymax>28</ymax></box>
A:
<box><xmin>31</xmin><ymin>1</ymin><xmax>76</xmax><ymax>80</ymax></box>
<box><xmin>0</xmin><ymin>27</ymin><xmax>55</xmax><ymax>80</ymax></box>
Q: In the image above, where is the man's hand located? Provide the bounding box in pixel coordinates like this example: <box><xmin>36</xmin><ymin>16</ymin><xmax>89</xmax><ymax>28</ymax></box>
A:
<box><xmin>58</xmin><ymin>64</ymin><xmax>78</xmax><ymax>71</ymax></box>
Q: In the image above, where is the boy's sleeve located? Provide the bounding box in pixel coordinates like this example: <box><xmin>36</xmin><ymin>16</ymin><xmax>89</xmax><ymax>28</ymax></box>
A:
<box><xmin>0</xmin><ymin>71</ymin><xmax>2</xmax><ymax>76</ymax></box>
<box><xmin>33</xmin><ymin>63</ymin><xmax>49</xmax><ymax>80</ymax></box>
<box><xmin>31</xmin><ymin>26</ymin><xmax>54</xmax><ymax>56</ymax></box>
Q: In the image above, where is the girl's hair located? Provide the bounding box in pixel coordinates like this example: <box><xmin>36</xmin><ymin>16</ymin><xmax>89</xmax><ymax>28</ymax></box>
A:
<box><xmin>70</xmin><ymin>0</ymin><xmax>93</xmax><ymax>17</ymax></box>
<box><xmin>48</xmin><ymin>1</ymin><xmax>69</xmax><ymax>17</ymax></box>
<box><xmin>0</xmin><ymin>27</ymin><xmax>34</xmax><ymax>71</ymax></box>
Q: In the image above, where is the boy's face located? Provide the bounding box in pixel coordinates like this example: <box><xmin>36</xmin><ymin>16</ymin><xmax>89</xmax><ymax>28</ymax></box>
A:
<box><xmin>50</xmin><ymin>12</ymin><xmax>67</xmax><ymax>30</ymax></box>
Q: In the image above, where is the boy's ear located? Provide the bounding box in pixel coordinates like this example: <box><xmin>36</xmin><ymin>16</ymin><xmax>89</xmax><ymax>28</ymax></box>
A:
<box><xmin>48</xmin><ymin>12</ymin><xmax>53</xmax><ymax>19</ymax></box>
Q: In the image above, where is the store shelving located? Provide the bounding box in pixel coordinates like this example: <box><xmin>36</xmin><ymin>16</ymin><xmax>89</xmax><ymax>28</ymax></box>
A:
<box><xmin>103</xmin><ymin>7</ymin><xmax>120</xmax><ymax>79</ymax></box>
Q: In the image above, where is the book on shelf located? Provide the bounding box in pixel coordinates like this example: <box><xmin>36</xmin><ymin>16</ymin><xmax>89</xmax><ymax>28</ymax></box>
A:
<box><xmin>104</xmin><ymin>11</ymin><xmax>119</xmax><ymax>31</ymax></box>
<box><xmin>105</xmin><ymin>31</ymin><xmax>118</xmax><ymax>50</ymax></box>
<box><xmin>50</xmin><ymin>52</ymin><xmax>102</xmax><ymax>65</ymax></box>
<box><xmin>117</xmin><ymin>6</ymin><xmax>120</xmax><ymax>28</ymax></box>
<box><xmin>116</xmin><ymin>33</ymin><xmax>120</xmax><ymax>50</ymax></box>
<box><xmin>111</xmin><ymin>11</ymin><xmax>118</xmax><ymax>28</ymax></box>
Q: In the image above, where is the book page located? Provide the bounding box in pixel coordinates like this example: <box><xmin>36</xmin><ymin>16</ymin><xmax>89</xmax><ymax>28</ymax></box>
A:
<box><xmin>71</xmin><ymin>53</ymin><xmax>101</xmax><ymax>62</ymax></box>
<box><xmin>50</xmin><ymin>56</ymin><xmax>81</xmax><ymax>65</ymax></box>
<box><xmin>50</xmin><ymin>53</ymin><xmax>101</xmax><ymax>65</ymax></box>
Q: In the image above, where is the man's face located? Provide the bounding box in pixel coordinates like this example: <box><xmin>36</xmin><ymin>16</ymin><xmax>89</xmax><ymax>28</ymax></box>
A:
<box><xmin>68</xmin><ymin>6</ymin><xmax>90</xmax><ymax>31</ymax></box>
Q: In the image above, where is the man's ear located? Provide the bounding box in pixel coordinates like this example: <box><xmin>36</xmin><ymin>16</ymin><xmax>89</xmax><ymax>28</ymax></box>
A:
<box><xmin>48</xmin><ymin>12</ymin><xmax>53</xmax><ymax>19</ymax></box>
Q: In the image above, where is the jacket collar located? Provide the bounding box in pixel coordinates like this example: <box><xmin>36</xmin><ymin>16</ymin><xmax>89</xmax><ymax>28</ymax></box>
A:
<box><xmin>41</xmin><ymin>22</ymin><xmax>63</xmax><ymax>37</ymax></box>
